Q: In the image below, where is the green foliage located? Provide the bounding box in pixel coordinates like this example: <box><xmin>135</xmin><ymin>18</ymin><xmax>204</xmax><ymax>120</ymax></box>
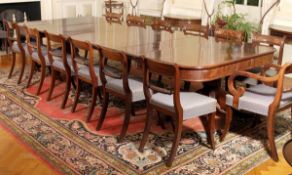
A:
<box><xmin>212</xmin><ymin>0</ymin><xmax>259</xmax><ymax>41</ymax></box>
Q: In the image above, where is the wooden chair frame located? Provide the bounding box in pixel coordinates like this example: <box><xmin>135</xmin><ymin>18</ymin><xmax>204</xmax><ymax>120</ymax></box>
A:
<box><xmin>4</xmin><ymin>20</ymin><xmax>27</xmax><ymax>84</ymax></box>
<box><xmin>223</xmin><ymin>63</ymin><xmax>292</xmax><ymax>161</ymax></box>
<box><xmin>26</xmin><ymin>27</ymin><xmax>48</xmax><ymax>95</ymax></box>
<box><xmin>252</xmin><ymin>33</ymin><xmax>286</xmax><ymax>65</ymax></box>
<box><xmin>45</xmin><ymin>31</ymin><xmax>72</xmax><ymax>109</ymax></box>
<box><xmin>182</xmin><ymin>24</ymin><xmax>208</xmax><ymax>38</ymax></box>
<box><xmin>214</xmin><ymin>28</ymin><xmax>243</xmax><ymax>43</ymax></box>
<box><xmin>126</xmin><ymin>14</ymin><xmax>146</xmax><ymax>28</ymax></box>
<box><xmin>139</xmin><ymin>58</ymin><xmax>216</xmax><ymax>167</ymax></box>
<box><xmin>69</xmin><ymin>38</ymin><xmax>101</xmax><ymax>122</ymax></box>
<box><xmin>151</xmin><ymin>18</ymin><xmax>173</xmax><ymax>33</ymax></box>
<box><xmin>96</xmin><ymin>47</ymin><xmax>136</xmax><ymax>142</ymax></box>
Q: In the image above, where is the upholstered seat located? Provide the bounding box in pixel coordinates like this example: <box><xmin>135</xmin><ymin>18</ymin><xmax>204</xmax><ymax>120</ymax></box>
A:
<box><xmin>226</xmin><ymin>91</ymin><xmax>292</xmax><ymax>116</ymax></box>
<box><xmin>151</xmin><ymin>92</ymin><xmax>216</xmax><ymax>120</ymax></box>
<box><xmin>78</xmin><ymin>65</ymin><xmax>101</xmax><ymax>84</ymax></box>
<box><xmin>51</xmin><ymin>55</ymin><xmax>72</xmax><ymax>71</ymax></box>
<box><xmin>31</xmin><ymin>46</ymin><xmax>50</xmax><ymax>65</ymax></box>
<box><xmin>247</xmin><ymin>84</ymin><xmax>292</xmax><ymax>99</ymax></box>
<box><xmin>12</xmin><ymin>42</ymin><xmax>29</xmax><ymax>56</ymax></box>
<box><xmin>106</xmin><ymin>78</ymin><xmax>144</xmax><ymax>102</ymax></box>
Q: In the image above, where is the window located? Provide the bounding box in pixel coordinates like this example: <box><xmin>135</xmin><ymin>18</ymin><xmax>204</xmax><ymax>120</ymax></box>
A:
<box><xmin>235</xmin><ymin>0</ymin><xmax>260</xmax><ymax>6</ymax></box>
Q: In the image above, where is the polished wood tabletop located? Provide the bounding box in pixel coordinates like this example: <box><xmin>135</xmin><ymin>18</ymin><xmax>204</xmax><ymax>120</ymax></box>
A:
<box><xmin>23</xmin><ymin>16</ymin><xmax>275</xmax><ymax>81</ymax></box>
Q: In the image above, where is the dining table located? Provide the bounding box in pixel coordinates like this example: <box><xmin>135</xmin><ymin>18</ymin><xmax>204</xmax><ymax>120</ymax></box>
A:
<box><xmin>22</xmin><ymin>16</ymin><xmax>275</xmax><ymax>83</ymax></box>
<box><xmin>20</xmin><ymin>15</ymin><xmax>276</xmax><ymax>131</ymax></box>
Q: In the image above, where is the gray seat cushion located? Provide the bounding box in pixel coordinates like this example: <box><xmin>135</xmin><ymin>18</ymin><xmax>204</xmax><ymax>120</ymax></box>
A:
<box><xmin>150</xmin><ymin>92</ymin><xmax>217</xmax><ymax>120</ymax></box>
<box><xmin>31</xmin><ymin>46</ymin><xmax>50</xmax><ymax>65</ymax></box>
<box><xmin>51</xmin><ymin>55</ymin><xmax>72</xmax><ymax>71</ymax></box>
<box><xmin>247</xmin><ymin>84</ymin><xmax>292</xmax><ymax>100</ymax></box>
<box><xmin>12</xmin><ymin>41</ymin><xmax>29</xmax><ymax>56</ymax></box>
<box><xmin>106</xmin><ymin>78</ymin><xmax>145</xmax><ymax>102</ymax></box>
<box><xmin>78</xmin><ymin>65</ymin><xmax>102</xmax><ymax>85</ymax></box>
<box><xmin>226</xmin><ymin>88</ymin><xmax>292</xmax><ymax>116</ymax></box>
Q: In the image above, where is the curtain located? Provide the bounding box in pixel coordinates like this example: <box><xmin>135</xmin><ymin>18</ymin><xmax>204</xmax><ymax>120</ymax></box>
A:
<box><xmin>261</xmin><ymin>0</ymin><xmax>279</xmax><ymax>34</ymax></box>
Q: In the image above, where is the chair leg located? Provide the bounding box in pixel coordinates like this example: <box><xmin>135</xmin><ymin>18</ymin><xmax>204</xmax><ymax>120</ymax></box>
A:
<box><xmin>139</xmin><ymin>106</ymin><xmax>154</xmax><ymax>152</ymax></box>
<box><xmin>8</xmin><ymin>52</ymin><xmax>16</xmax><ymax>79</ymax></box>
<box><xmin>36</xmin><ymin>65</ymin><xmax>46</xmax><ymax>95</ymax></box>
<box><xmin>61</xmin><ymin>74</ymin><xmax>71</xmax><ymax>109</ymax></box>
<box><xmin>208</xmin><ymin>113</ymin><xmax>216</xmax><ymax>150</ymax></box>
<box><xmin>26</xmin><ymin>61</ymin><xmax>35</xmax><ymax>88</ymax></box>
<box><xmin>267</xmin><ymin>111</ymin><xmax>278</xmax><ymax>161</ymax></box>
<box><xmin>71</xmin><ymin>79</ymin><xmax>81</xmax><ymax>113</ymax></box>
<box><xmin>86</xmin><ymin>87</ymin><xmax>98</xmax><ymax>122</ymax></box>
<box><xmin>47</xmin><ymin>69</ymin><xmax>56</xmax><ymax>101</ymax></box>
<box><xmin>118</xmin><ymin>99</ymin><xmax>132</xmax><ymax>142</ymax></box>
<box><xmin>17</xmin><ymin>53</ymin><xmax>26</xmax><ymax>84</ymax></box>
<box><xmin>220</xmin><ymin>106</ymin><xmax>232</xmax><ymax>142</ymax></box>
<box><xmin>131</xmin><ymin>105</ymin><xmax>136</xmax><ymax>116</ymax></box>
<box><xmin>166</xmin><ymin>118</ymin><xmax>182</xmax><ymax>167</ymax></box>
<box><xmin>96</xmin><ymin>92</ymin><xmax>109</xmax><ymax>130</ymax></box>
<box><xmin>157</xmin><ymin>112</ymin><xmax>166</xmax><ymax>129</ymax></box>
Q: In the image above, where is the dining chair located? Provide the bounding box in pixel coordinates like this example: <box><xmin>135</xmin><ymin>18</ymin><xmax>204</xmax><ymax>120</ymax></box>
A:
<box><xmin>26</xmin><ymin>28</ymin><xmax>50</xmax><ymax>95</ymax></box>
<box><xmin>182</xmin><ymin>24</ymin><xmax>208</xmax><ymax>38</ymax></box>
<box><xmin>214</xmin><ymin>28</ymin><xmax>243</xmax><ymax>43</ymax></box>
<box><xmin>139</xmin><ymin>58</ymin><xmax>217</xmax><ymax>167</ymax></box>
<box><xmin>69</xmin><ymin>38</ymin><xmax>102</xmax><ymax>122</ymax></box>
<box><xmin>105</xmin><ymin>12</ymin><xmax>123</xmax><ymax>23</ymax></box>
<box><xmin>242</xmin><ymin>34</ymin><xmax>286</xmax><ymax>86</ymax></box>
<box><xmin>126</xmin><ymin>14</ymin><xmax>146</xmax><ymax>28</ymax></box>
<box><xmin>151</xmin><ymin>18</ymin><xmax>173</xmax><ymax>33</ymax></box>
<box><xmin>45</xmin><ymin>31</ymin><xmax>72</xmax><ymax>109</ymax></box>
<box><xmin>224</xmin><ymin>63</ymin><xmax>292</xmax><ymax>162</ymax></box>
<box><xmin>4</xmin><ymin>20</ymin><xmax>28</xmax><ymax>84</ymax></box>
<box><xmin>96</xmin><ymin>47</ymin><xmax>145</xmax><ymax>142</ymax></box>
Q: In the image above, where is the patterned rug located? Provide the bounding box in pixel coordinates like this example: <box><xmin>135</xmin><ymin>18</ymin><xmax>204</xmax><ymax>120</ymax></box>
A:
<box><xmin>0</xmin><ymin>70</ymin><xmax>291</xmax><ymax>175</ymax></box>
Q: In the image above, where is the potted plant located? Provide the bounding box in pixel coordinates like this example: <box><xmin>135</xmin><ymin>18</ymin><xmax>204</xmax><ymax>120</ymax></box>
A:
<box><xmin>212</xmin><ymin>0</ymin><xmax>258</xmax><ymax>41</ymax></box>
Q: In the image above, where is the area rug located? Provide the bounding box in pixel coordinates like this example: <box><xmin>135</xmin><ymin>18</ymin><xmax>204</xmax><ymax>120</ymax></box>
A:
<box><xmin>0</xmin><ymin>70</ymin><xmax>291</xmax><ymax>175</ymax></box>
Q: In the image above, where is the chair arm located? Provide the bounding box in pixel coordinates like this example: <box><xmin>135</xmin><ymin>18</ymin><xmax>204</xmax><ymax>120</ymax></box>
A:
<box><xmin>228</xmin><ymin>70</ymin><xmax>279</xmax><ymax>108</ymax></box>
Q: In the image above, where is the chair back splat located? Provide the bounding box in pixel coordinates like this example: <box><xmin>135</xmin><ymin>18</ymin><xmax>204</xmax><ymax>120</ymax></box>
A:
<box><xmin>214</xmin><ymin>28</ymin><xmax>243</xmax><ymax>43</ymax></box>
<box><xmin>252</xmin><ymin>33</ymin><xmax>286</xmax><ymax>65</ymax></box>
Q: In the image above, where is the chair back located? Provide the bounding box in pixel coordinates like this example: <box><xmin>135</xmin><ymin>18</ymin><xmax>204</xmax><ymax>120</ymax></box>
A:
<box><xmin>3</xmin><ymin>20</ymin><xmax>15</xmax><ymax>48</ymax></box>
<box><xmin>69</xmin><ymin>38</ymin><xmax>98</xmax><ymax>86</ymax></box>
<box><xmin>283</xmin><ymin>139</ymin><xmax>292</xmax><ymax>166</ymax></box>
<box><xmin>126</xmin><ymin>14</ymin><xmax>146</xmax><ymax>28</ymax></box>
<box><xmin>45</xmin><ymin>31</ymin><xmax>70</xmax><ymax>71</ymax></box>
<box><xmin>252</xmin><ymin>33</ymin><xmax>286</xmax><ymax>65</ymax></box>
<box><xmin>143</xmin><ymin>58</ymin><xmax>183</xmax><ymax>114</ymax></box>
<box><xmin>26</xmin><ymin>27</ymin><xmax>46</xmax><ymax>65</ymax></box>
<box><xmin>214</xmin><ymin>28</ymin><xmax>243</xmax><ymax>43</ymax></box>
<box><xmin>183</xmin><ymin>24</ymin><xmax>208</xmax><ymax>38</ymax></box>
<box><xmin>11</xmin><ymin>23</ymin><xmax>27</xmax><ymax>52</ymax></box>
<box><xmin>105</xmin><ymin>12</ymin><xmax>123</xmax><ymax>23</ymax></box>
<box><xmin>151</xmin><ymin>19</ymin><xmax>173</xmax><ymax>33</ymax></box>
<box><xmin>99</xmin><ymin>47</ymin><xmax>130</xmax><ymax>93</ymax></box>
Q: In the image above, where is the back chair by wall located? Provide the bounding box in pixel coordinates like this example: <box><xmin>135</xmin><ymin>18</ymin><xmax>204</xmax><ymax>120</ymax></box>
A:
<box><xmin>214</xmin><ymin>28</ymin><xmax>243</xmax><ymax>43</ymax></box>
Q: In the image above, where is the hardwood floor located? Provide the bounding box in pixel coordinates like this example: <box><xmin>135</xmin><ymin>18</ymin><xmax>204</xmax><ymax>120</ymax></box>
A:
<box><xmin>0</xmin><ymin>126</ymin><xmax>58</xmax><ymax>175</ymax></box>
<box><xmin>0</xmin><ymin>54</ymin><xmax>291</xmax><ymax>174</ymax></box>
